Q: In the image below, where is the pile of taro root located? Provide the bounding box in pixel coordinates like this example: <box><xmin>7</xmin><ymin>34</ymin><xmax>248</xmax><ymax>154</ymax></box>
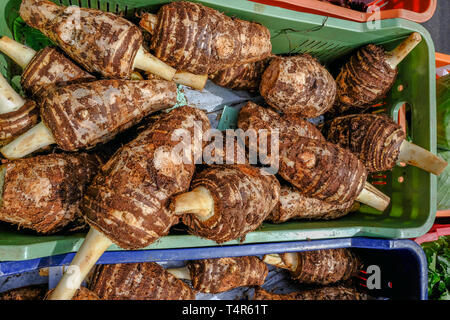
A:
<box><xmin>0</xmin><ymin>0</ymin><xmax>444</xmax><ymax>300</ymax></box>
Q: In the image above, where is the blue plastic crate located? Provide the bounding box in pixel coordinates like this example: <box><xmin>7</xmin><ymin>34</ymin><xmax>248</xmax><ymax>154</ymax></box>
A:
<box><xmin>0</xmin><ymin>238</ymin><xmax>427</xmax><ymax>300</ymax></box>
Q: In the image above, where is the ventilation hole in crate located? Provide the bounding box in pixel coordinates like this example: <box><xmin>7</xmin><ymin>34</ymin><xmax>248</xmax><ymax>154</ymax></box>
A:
<box><xmin>68</xmin><ymin>0</ymin><xmax>73</xmax><ymax>5</ymax></box>
<box><xmin>97</xmin><ymin>0</ymin><xmax>101</xmax><ymax>10</ymax></box>
<box><xmin>106</xmin><ymin>2</ymin><xmax>110</xmax><ymax>12</ymax></box>
<box><xmin>289</xmin><ymin>39</ymin><xmax>309</xmax><ymax>54</ymax></box>
<box><xmin>123</xmin><ymin>5</ymin><xmax>128</xmax><ymax>16</ymax></box>
<box><xmin>313</xmin><ymin>42</ymin><xmax>328</xmax><ymax>51</ymax></box>
<box><xmin>115</xmin><ymin>3</ymin><xmax>119</xmax><ymax>14</ymax></box>
<box><xmin>309</xmin><ymin>41</ymin><xmax>327</xmax><ymax>51</ymax></box>
<box><xmin>78</xmin><ymin>0</ymin><xmax>82</xmax><ymax>7</ymax></box>
<box><xmin>401</xmin><ymin>103</ymin><xmax>412</xmax><ymax>137</ymax></box>
<box><xmin>370</xmin><ymin>174</ymin><xmax>387</xmax><ymax>185</ymax></box>
<box><xmin>307</xmin><ymin>41</ymin><xmax>322</xmax><ymax>50</ymax></box>
<box><xmin>320</xmin><ymin>45</ymin><xmax>342</xmax><ymax>60</ymax></box>
<box><xmin>322</xmin><ymin>42</ymin><xmax>338</xmax><ymax>50</ymax></box>
<box><xmin>87</xmin><ymin>0</ymin><xmax>91</xmax><ymax>8</ymax></box>
<box><xmin>321</xmin><ymin>44</ymin><xmax>340</xmax><ymax>55</ymax></box>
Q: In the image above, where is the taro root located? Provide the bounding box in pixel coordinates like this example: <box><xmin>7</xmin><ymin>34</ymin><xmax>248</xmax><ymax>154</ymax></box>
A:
<box><xmin>1</xmin><ymin>79</ymin><xmax>177</xmax><ymax>159</ymax></box>
<box><xmin>89</xmin><ymin>262</ymin><xmax>195</xmax><ymax>300</ymax></box>
<box><xmin>237</xmin><ymin>101</ymin><xmax>389</xmax><ymax>212</ymax></box>
<box><xmin>19</xmin><ymin>0</ymin><xmax>205</xmax><ymax>89</ymax></box>
<box><xmin>0</xmin><ymin>285</ymin><xmax>47</xmax><ymax>300</ymax></box>
<box><xmin>237</xmin><ymin>101</ymin><xmax>325</xmax><ymax>164</ymax></box>
<box><xmin>259</xmin><ymin>54</ymin><xmax>336</xmax><ymax>118</ymax></box>
<box><xmin>46</xmin><ymin>287</ymin><xmax>100</xmax><ymax>300</ymax></box>
<box><xmin>210</xmin><ymin>58</ymin><xmax>271</xmax><ymax>91</ymax></box>
<box><xmin>49</xmin><ymin>106</ymin><xmax>211</xmax><ymax>300</ymax></box>
<box><xmin>140</xmin><ymin>1</ymin><xmax>272</xmax><ymax>75</ymax></box>
<box><xmin>278</xmin><ymin>135</ymin><xmax>390</xmax><ymax>211</ymax></box>
<box><xmin>0</xmin><ymin>152</ymin><xmax>100</xmax><ymax>234</ymax></box>
<box><xmin>326</xmin><ymin>113</ymin><xmax>448</xmax><ymax>175</ymax></box>
<box><xmin>253</xmin><ymin>286</ymin><xmax>369</xmax><ymax>300</ymax></box>
<box><xmin>336</xmin><ymin>33</ymin><xmax>422</xmax><ymax>108</ymax></box>
<box><xmin>237</xmin><ymin>101</ymin><xmax>325</xmax><ymax>142</ymax></box>
<box><xmin>83</xmin><ymin>106</ymin><xmax>211</xmax><ymax>250</ymax></box>
<box><xmin>167</xmin><ymin>256</ymin><xmax>268</xmax><ymax>293</ymax></box>
<box><xmin>264</xmin><ymin>249</ymin><xmax>361</xmax><ymax>285</ymax></box>
<box><xmin>0</xmin><ymin>36</ymin><xmax>95</xmax><ymax>99</ymax></box>
<box><xmin>267</xmin><ymin>184</ymin><xmax>357</xmax><ymax>223</ymax></box>
<box><xmin>173</xmin><ymin>164</ymin><xmax>280</xmax><ymax>243</ymax></box>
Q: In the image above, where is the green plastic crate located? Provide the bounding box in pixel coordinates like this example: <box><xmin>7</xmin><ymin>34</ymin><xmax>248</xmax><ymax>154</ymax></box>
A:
<box><xmin>0</xmin><ymin>0</ymin><xmax>437</xmax><ymax>261</ymax></box>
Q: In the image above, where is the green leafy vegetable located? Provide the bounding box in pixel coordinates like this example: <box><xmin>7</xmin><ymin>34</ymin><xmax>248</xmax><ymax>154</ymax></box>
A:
<box><xmin>12</xmin><ymin>16</ymin><xmax>53</xmax><ymax>52</ymax></box>
<box><xmin>437</xmin><ymin>150</ymin><xmax>450</xmax><ymax>211</ymax></box>
<box><xmin>437</xmin><ymin>74</ymin><xmax>450</xmax><ymax>151</ymax></box>
<box><xmin>421</xmin><ymin>235</ymin><xmax>450</xmax><ymax>300</ymax></box>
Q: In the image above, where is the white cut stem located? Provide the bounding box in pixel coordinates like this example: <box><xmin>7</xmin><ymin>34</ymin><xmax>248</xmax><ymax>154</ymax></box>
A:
<box><xmin>140</xmin><ymin>13</ymin><xmax>158</xmax><ymax>35</ymax></box>
<box><xmin>0</xmin><ymin>72</ymin><xmax>25</xmax><ymax>114</ymax></box>
<box><xmin>133</xmin><ymin>46</ymin><xmax>176</xmax><ymax>81</ymax></box>
<box><xmin>0</xmin><ymin>122</ymin><xmax>55</xmax><ymax>159</ymax></box>
<box><xmin>48</xmin><ymin>228</ymin><xmax>112</xmax><ymax>300</ymax></box>
<box><xmin>166</xmin><ymin>267</ymin><xmax>191</xmax><ymax>280</ymax></box>
<box><xmin>172</xmin><ymin>186</ymin><xmax>215</xmax><ymax>221</ymax></box>
<box><xmin>356</xmin><ymin>182</ymin><xmax>390</xmax><ymax>212</ymax></box>
<box><xmin>398</xmin><ymin>140</ymin><xmax>448</xmax><ymax>176</ymax></box>
<box><xmin>0</xmin><ymin>36</ymin><xmax>36</xmax><ymax>69</ymax></box>
<box><xmin>385</xmin><ymin>32</ymin><xmax>422</xmax><ymax>69</ymax></box>
<box><xmin>263</xmin><ymin>253</ymin><xmax>298</xmax><ymax>272</ymax></box>
<box><xmin>173</xmin><ymin>71</ymin><xmax>208</xmax><ymax>91</ymax></box>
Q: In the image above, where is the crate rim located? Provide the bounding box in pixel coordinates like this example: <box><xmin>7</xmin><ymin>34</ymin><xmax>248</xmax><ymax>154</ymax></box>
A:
<box><xmin>0</xmin><ymin>237</ymin><xmax>428</xmax><ymax>301</ymax></box>
<box><xmin>249</xmin><ymin>0</ymin><xmax>438</xmax><ymax>23</ymax></box>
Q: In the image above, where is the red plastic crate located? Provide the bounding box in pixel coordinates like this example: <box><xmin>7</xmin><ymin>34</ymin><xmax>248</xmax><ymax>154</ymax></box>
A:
<box><xmin>436</xmin><ymin>53</ymin><xmax>450</xmax><ymax>69</ymax></box>
<box><xmin>414</xmin><ymin>224</ymin><xmax>450</xmax><ymax>244</ymax></box>
<box><xmin>250</xmin><ymin>0</ymin><xmax>437</xmax><ymax>23</ymax></box>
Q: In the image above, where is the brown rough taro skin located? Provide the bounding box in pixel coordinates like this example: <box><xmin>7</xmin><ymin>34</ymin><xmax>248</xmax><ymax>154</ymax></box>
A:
<box><xmin>21</xmin><ymin>47</ymin><xmax>95</xmax><ymax>99</ymax></box>
<box><xmin>0</xmin><ymin>285</ymin><xmax>47</xmax><ymax>300</ymax></box>
<box><xmin>40</xmin><ymin>79</ymin><xmax>177</xmax><ymax>151</ymax></box>
<box><xmin>336</xmin><ymin>44</ymin><xmax>398</xmax><ymax>108</ymax></box>
<box><xmin>89</xmin><ymin>262</ymin><xmax>195</xmax><ymax>300</ymax></box>
<box><xmin>181</xmin><ymin>164</ymin><xmax>280</xmax><ymax>243</ymax></box>
<box><xmin>83</xmin><ymin>106</ymin><xmax>211</xmax><ymax>250</ymax></box>
<box><xmin>260</xmin><ymin>54</ymin><xmax>337</xmax><ymax>118</ymax></box>
<box><xmin>147</xmin><ymin>1</ymin><xmax>271</xmax><ymax>75</ymax></box>
<box><xmin>0</xmin><ymin>153</ymin><xmax>100</xmax><ymax>234</ymax></box>
<box><xmin>282</xmin><ymin>248</ymin><xmax>361</xmax><ymax>285</ymax></box>
<box><xmin>0</xmin><ymin>100</ymin><xmax>39</xmax><ymax>145</ymax></box>
<box><xmin>238</xmin><ymin>101</ymin><xmax>325</xmax><ymax>146</ymax></box>
<box><xmin>253</xmin><ymin>286</ymin><xmax>369</xmax><ymax>300</ymax></box>
<box><xmin>202</xmin><ymin>132</ymin><xmax>248</xmax><ymax>166</ymax></box>
<box><xmin>46</xmin><ymin>287</ymin><xmax>100</xmax><ymax>300</ymax></box>
<box><xmin>325</xmin><ymin>114</ymin><xmax>406</xmax><ymax>172</ymax></box>
<box><xmin>238</xmin><ymin>101</ymin><xmax>325</xmax><ymax>167</ymax></box>
<box><xmin>210</xmin><ymin>58</ymin><xmax>271</xmax><ymax>91</ymax></box>
<box><xmin>268</xmin><ymin>184</ymin><xmax>355</xmax><ymax>223</ymax></box>
<box><xmin>278</xmin><ymin>136</ymin><xmax>367</xmax><ymax>205</ymax></box>
<box><xmin>20</xmin><ymin>0</ymin><xmax>142</xmax><ymax>79</ymax></box>
<box><xmin>187</xmin><ymin>256</ymin><xmax>268</xmax><ymax>293</ymax></box>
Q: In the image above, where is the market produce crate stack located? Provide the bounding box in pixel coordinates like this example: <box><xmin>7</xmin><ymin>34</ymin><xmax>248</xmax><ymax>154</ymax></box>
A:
<box><xmin>0</xmin><ymin>0</ymin><xmax>442</xmax><ymax>302</ymax></box>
